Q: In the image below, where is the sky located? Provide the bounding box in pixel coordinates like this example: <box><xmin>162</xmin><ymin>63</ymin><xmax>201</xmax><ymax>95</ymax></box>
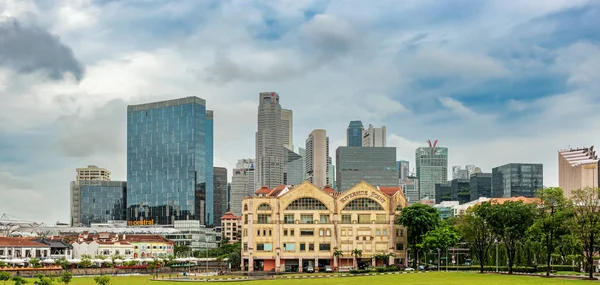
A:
<box><xmin>0</xmin><ymin>0</ymin><xmax>599</xmax><ymax>224</ymax></box>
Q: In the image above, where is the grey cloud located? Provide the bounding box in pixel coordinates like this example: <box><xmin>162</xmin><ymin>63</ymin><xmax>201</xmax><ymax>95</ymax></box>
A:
<box><xmin>202</xmin><ymin>56</ymin><xmax>302</xmax><ymax>84</ymax></box>
<box><xmin>0</xmin><ymin>18</ymin><xmax>85</xmax><ymax>81</ymax></box>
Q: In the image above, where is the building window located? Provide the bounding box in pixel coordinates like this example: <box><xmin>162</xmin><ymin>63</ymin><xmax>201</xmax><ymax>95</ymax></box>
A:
<box><xmin>300</xmin><ymin>243</ymin><xmax>306</xmax><ymax>251</ymax></box>
<box><xmin>319</xmin><ymin>214</ymin><xmax>330</xmax><ymax>224</ymax></box>
<box><xmin>284</xmin><ymin>214</ymin><xmax>295</xmax><ymax>224</ymax></box>
<box><xmin>243</xmin><ymin>243</ymin><xmax>248</xmax><ymax>251</ymax></box>
<box><xmin>285</xmin><ymin>198</ymin><xmax>328</xmax><ymax>211</ymax></box>
<box><xmin>319</xmin><ymin>229</ymin><xmax>324</xmax><ymax>237</ymax></box>
<box><xmin>341</xmin><ymin>214</ymin><xmax>352</xmax><ymax>224</ymax></box>
<box><xmin>244</xmin><ymin>204</ymin><xmax>248</xmax><ymax>211</ymax></box>
<box><xmin>395</xmin><ymin>243</ymin><xmax>404</xmax><ymax>250</ymax></box>
<box><xmin>290</xmin><ymin>230</ymin><xmax>295</xmax><ymax>236</ymax></box>
<box><xmin>256</xmin><ymin>243</ymin><xmax>273</xmax><ymax>251</ymax></box>
<box><xmin>300</xmin><ymin>230</ymin><xmax>314</xmax><ymax>236</ymax></box>
<box><xmin>319</xmin><ymin>244</ymin><xmax>331</xmax><ymax>251</ymax></box>
<box><xmin>300</xmin><ymin>214</ymin><xmax>313</xmax><ymax>224</ymax></box>
<box><xmin>376</xmin><ymin>230</ymin><xmax>380</xmax><ymax>236</ymax></box>
<box><xmin>326</xmin><ymin>229</ymin><xmax>331</xmax><ymax>236</ymax></box>
<box><xmin>343</xmin><ymin>198</ymin><xmax>384</xmax><ymax>211</ymax></box>
<box><xmin>358</xmin><ymin>214</ymin><xmax>371</xmax><ymax>224</ymax></box>
<box><xmin>308</xmin><ymin>244</ymin><xmax>314</xmax><ymax>251</ymax></box>
<box><xmin>244</xmin><ymin>215</ymin><xmax>248</xmax><ymax>224</ymax></box>
<box><xmin>395</xmin><ymin>229</ymin><xmax>400</xmax><ymax>237</ymax></box>
<box><xmin>382</xmin><ymin>229</ymin><xmax>387</xmax><ymax>236</ymax></box>
<box><xmin>257</xmin><ymin>230</ymin><xmax>261</xmax><ymax>236</ymax></box>
<box><xmin>284</xmin><ymin>229</ymin><xmax>288</xmax><ymax>236</ymax></box>
<box><xmin>269</xmin><ymin>230</ymin><xmax>272</xmax><ymax>236</ymax></box>
<box><xmin>284</xmin><ymin>243</ymin><xmax>295</xmax><ymax>251</ymax></box>
<box><xmin>396</xmin><ymin>205</ymin><xmax>403</xmax><ymax>211</ymax></box>
<box><xmin>257</xmin><ymin>214</ymin><xmax>271</xmax><ymax>224</ymax></box>
<box><xmin>376</xmin><ymin>214</ymin><xmax>386</xmax><ymax>223</ymax></box>
<box><xmin>257</xmin><ymin>203</ymin><xmax>272</xmax><ymax>211</ymax></box>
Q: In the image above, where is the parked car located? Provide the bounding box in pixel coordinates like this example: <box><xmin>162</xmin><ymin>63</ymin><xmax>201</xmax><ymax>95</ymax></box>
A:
<box><xmin>418</xmin><ymin>265</ymin><xmax>425</xmax><ymax>270</ymax></box>
<box><xmin>325</xmin><ymin>265</ymin><xmax>333</xmax><ymax>273</ymax></box>
<box><xmin>306</xmin><ymin>265</ymin><xmax>314</xmax><ymax>273</ymax></box>
<box><xmin>405</xmin><ymin>267</ymin><xmax>415</xmax><ymax>271</ymax></box>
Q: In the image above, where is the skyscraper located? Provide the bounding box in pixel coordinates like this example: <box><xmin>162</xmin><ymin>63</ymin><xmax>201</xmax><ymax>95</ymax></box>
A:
<box><xmin>72</xmin><ymin>181</ymin><xmax>127</xmax><ymax>226</ymax></box>
<box><xmin>213</xmin><ymin>167</ymin><xmax>228</xmax><ymax>222</ymax></box>
<box><xmin>346</xmin><ymin>120</ymin><xmax>364</xmax><ymax>147</ymax></box>
<box><xmin>397</xmin><ymin>160</ymin><xmax>409</xmax><ymax>180</ymax></box>
<box><xmin>336</xmin><ymin>146</ymin><xmax>398</xmax><ymax>192</ymax></box>
<box><xmin>305</xmin><ymin>129</ymin><xmax>329</xmax><ymax>188</ymax></box>
<box><xmin>231</xmin><ymin>159</ymin><xmax>255</xmax><ymax>216</ymax></box>
<box><xmin>492</xmin><ymin>163</ymin><xmax>543</xmax><ymax>198</ymax></box>
<box><xmin>558</xmin><ymin>146</ymin><xmax>599</xmax><ymax>198</ymax></box>
<box><xmin>298</xmin><ymin>147</ymin><xmax>306</xmax><ymax>180</ymax></box>
<box><xmin>281</xmin><ymin>109</ymin><xmax>293</xmax><ymax>151</ymax></box>
<box><xmin>283</xmin><ymin>147</ymin><xmax>304</xmax><ymax>185</ymax></box>
<box><xmin>362</xmin><ymin>124</ymin><xmax>386</xmax><ymax>147</ymax></box>
<box><xmin>452</xmin><ymin>165</ymin><xmax>476</xmax><ymax>179</ymax></box>
<box><xmin>255</xmin><ymin>92</ymin><xmax>285</xmax><ymax>190</ymax></box>
<box><xmin>127</xmin><ymin>97</ymin><xmax>212</xmax><ymax>225</ymax></box>
<box><xmin>205</xmin><ymin>110</ymin><xmax>215</xmax><ymax>225</ymax></box>
<box><xmin>415</xmin><ymin>140</ymin><xmax>448</xmax><ymax>200</ymax></box>
<box><xmin>470</xmin><ymin>172</ymin><xmax>492</xmax><ymax>201</ymax></box>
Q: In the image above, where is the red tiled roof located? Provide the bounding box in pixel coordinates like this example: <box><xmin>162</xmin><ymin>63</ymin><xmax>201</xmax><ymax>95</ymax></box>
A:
<box><xmin>268</xmin><ymin>185</ymin><xmax>287</xmax><ymax>197</ymax></box>
<box><xmin>0</xmin><ymin>237</ymin><xmax>49</xmax><ymax>247</ymax></box>
<box><xmin>255</xmin><ymin>186</ymin><xmax>271</xmax><ymax>195</ymax></box>
<box><xmin>489</xmin><ymin>196</ymin><xmax>540</xmax><ymax>205</ymax></box>
<box><xmin>221</xmin><ymin>212</ymin><xmax>239</xmax><ymax>220</ymax></box>
<box><xmin>378</xmin><ymin>186</ymin><xmax>402</xmax><ymax>196</ymax></box>
<box><xmin>122</xmin><ymin>235</ymin><xmax>174</xmax><ymax>244</ymax></box>
<box><xmin>322</xmin><ymin>185</ymin><xmax>337</xmax><ymax>195</ymax></box>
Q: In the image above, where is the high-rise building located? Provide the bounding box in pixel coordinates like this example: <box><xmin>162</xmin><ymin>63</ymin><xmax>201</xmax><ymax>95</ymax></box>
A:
<box><xmin>230</xmin><ymin>159</ymin><xmax>255</xmax><ymax>216</ymax></box>
<box><xmin>397</xmin><ymin>160</ymin><xmax>409</xmax><ymax>180</ymax></box>
<box><xmin>435</xmin><ymin>179</ymin><xmax>470</xmax><ymax>204</ymax></box>
<box><xmin>346</xmin><ymin>120</ymin><xmax>364</xmax><ymax>147</ymax></box>
<box><xmin>298</xmin><ymin>147</ymin><xmax>306</xmax><ymax>180</ymax></box>
<box><xmin>284</xmin><ymin>147</ymin><xmax>304</xmax><ymax>185</ymax></box>
<box><xmin>558</xmin><ymin>146</ymin><xmax>599</xmax><ymax>198</ymax></box>
<box><xmin>71</xmin><ymin>181</ymin><xmax>126</xmax><ymax>226</ymax></box>
<box><xmin>416</xmin><ymin>140</ymin><xmax>448</xmax><ymax>200</ymax></box>
<box><xmin>452</xmin><ymin>165</ymin><xmax>476</xmax><ymax>179</ymax></box>
<box><xmin>362</xmin><ymin>124</ymin><xmax>386</xmax><ymax>147</ymax></box>
<box><xmin>400</xmin><ymin>176</ymin><xmax>419</xmax><ymax>203</ymax></box>
<box><xmin>76</xmin><ymin>165</ymin><xmax>111</xmax><ymax>181</ymax></box>
<box><xmin>281</xmin><ymin>109</ymin><xmax>293</xmax><ymax>151</ymax></box>
<box><xmin>255</xmin><ymin>92</ymin><xmax>286</xmax><ymax>190</ymax></box>
<box><xmin>470</xmin><ymin>172</ymin><xmax>492</xmax><ymax>201</ymax></box>
<box><xmin>127</xmin><ymin>97</ymin><xmax>212</xmax><ymax>226</ymax></box>
<box><xmin>305</xmin><ymin>129</ymin><xmax>329</xmax><ymax>188</ymax></box>
<box><xmin>336</xmin><ymin>147</ymin><xmax>398</xmax><ymax>192</ymax></box>
<box><xmin>213</xmin><ymin>167</ymin><xmax>228</xmax><ymax>225</ymax></box>
<box><xmin>492</xmin><ymin>163</ymin><xmax>543</xmax><ymax>198</ymax></box>
<box><xmin>205</xmin><ymin>110</ymin><xmax>215</xmax><ymax>225</ymax></box>
<box><xmin>327</xmin><ymin>163</ymin><xmax>336</xmax><ymax>189</ymax></box>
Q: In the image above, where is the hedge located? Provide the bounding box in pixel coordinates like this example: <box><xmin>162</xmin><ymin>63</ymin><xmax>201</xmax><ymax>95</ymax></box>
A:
<box><xmin>444</xmin><ymin>265</ymin><xmax>578</xmax><ymax>273</ymax></box>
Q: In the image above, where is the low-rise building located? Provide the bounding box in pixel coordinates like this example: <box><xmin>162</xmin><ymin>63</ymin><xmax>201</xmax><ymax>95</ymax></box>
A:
<box><xmin>0</xmin><ymin>237</ymin><xmax>50</xmax><ymax>259</ymax></box>
<box><xmin>71</xmin><ymin>233</ymin><xmax>173</xmax><ymax>258</ymax></box>
<box><xmin>33</xmin><ymin>238</ymin><xmax>73</xmax><ymax>259</ymax></box>
<box><xmin>241</xmin><ymin>181</ymin><xmax>408</xmax><ymax>272</ymax></box>
<box><xmin>221</xmin><ymin>212</ymin><xmax>241</xmax><ymax>244</ymax></box>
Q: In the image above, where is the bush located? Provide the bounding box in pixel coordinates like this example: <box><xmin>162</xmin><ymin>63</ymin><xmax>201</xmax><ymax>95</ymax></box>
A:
<box><xmin>349</xmin><ymin>269</ymin><xmax>370</xmax><ymax>274</ymax></box>
<box><xmin>385</xmin><ymin>265</ymin><xmax>400</xmax><ymax>272</ymax></box>
<box><xmin>536</xmin><ymin>265</ymin><xmax>579</xmax><ymax>272</ymax></box>
<box><xmin>375</xmin><ymin>267</ymin><xmax>386</xmax><ymax>273</ymax></box>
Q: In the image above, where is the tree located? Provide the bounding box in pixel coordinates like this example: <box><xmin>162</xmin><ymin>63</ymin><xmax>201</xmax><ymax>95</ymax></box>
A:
<box><xmin>11</xmin><ymin>276</ymin><xmax>27</xmax><ymax>285</ymax></box>
<box><xmin>174</xmin><ymin>244</ymin><xmax>191</xmax><ymax>257</ymax></box>
<box><xmin>532</xmin><ymin>187</ymin><xmax>570</xmax><ymax>276</ymax></box>
<box><xmin>351</xmin><ymin>249</ymin><xmax>362</xmax><ymax>269</ymax></box>
<box><xmin>398</xmin><ymin>203</ymin><xmax>440</xmax><ymax>268</ymax></box>
<box><xmin>60</xmin><ymin>272</ymin><xmax>73</xmax><ymax>285</ymax></box>
<box><xmin>485</xmin><ymin>201</ymin><xmax>535</xmax><ymax>274</ymax></box>
<box><xmin>0</xmin><ymin>261</ymin><xmax>7</xmax><ymax>268</ymax></box>
<box><xmin>79</xmin><ymin>256</ymin><xmax>92</xmax><ymax>268</ymax></box>
<box><xmin>0</xmin><ymin>272</ymin><xmax>11</xmax><ymax>285</ymax></box>
<box><xmin>333</xmin><ymin>249</ymin><xmax>343</xmax><ymax>268</ymax></box>
<box><xmin>570</xmin><ymin>187</ymin><xmax>600</xmax><ymax>279</ymax></box>
<box><xmin>55</xmin><ymin>258</ymin><xmax>70</xmax><ymax>270</ymax></box>
<box><xmin>420</xmin><ymin>224</ymin><xmax>460</xmax><ymax>268</ymax></box>
<box><xmin>373</xmin><ymin>253</ymin><xmax>394</xmax><ymax>266</ymax></box>
<box><xmin>458</xmin><ymin>203</ymin><xmax>495</xmax><ymax>273</ymax></box>
<box><xmin>29</xmin><ymin>258</ymin><xmax>41</xmax><ymax>268</ymax></box>
<box><xmin>35</xmin><ymin>276</ymin><xmax>54</xmax><ymax>285</ymax></box>
<box><xmin>93</xmin><ymin>275</ymin><xmax>110</xmax><ymax>285</ymax></box>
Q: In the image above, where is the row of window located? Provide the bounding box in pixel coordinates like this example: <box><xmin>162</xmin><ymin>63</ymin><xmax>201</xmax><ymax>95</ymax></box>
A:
<box><xmin>98</xmin><ymin>249</ymin><xmax>132</xmax><ymax>255</ymax></box>
<box><xmin>245</xmin><ymin>198</ymin><xmax>402</xmax><ymax>213</ymax></box>
<box><xmin>244</xmin><ymin>243</ymin><xmax>404</xmax><ymax>252</ymax></box>
<box><xmin>254</xmin><ymin>213</ymin><xmax>388</xmax><ymax>224</ymax></box>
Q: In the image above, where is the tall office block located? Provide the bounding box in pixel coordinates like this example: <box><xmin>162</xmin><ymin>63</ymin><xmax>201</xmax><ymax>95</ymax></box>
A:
<box><xmin>435</xmin><ymin>179</ymin><xmax>470</xmax><ymax>204</ymax></box>
<box><xmin>470</xmin><ymin>172</ymin><xmax>492</xmax><ymax>201</ymax></box>
<box><xmin>255</xmin><ymin>92</ymin><xmax>286</xmax><ymax>190</ymax></box>
<box><xmin>400</xmin><ymin>177</ymin><xmax>419</xmax><ymax>203</ymax></box>
<box><xmin>558</xmin><ymin>147</ymin><xmax>599</xmax><ymax>198</ymax></box>
<box><xmin>492</xmin><ymin>163</ymin><xmax>543</xmax><ymax>198</ymax></box>
<box><xmin>298</xmin><ymin>147</ymin><xmax>306</xmax><ymax>180</ymax></box>
<box><xmin>336</xmin><ymin>147</ymin><xmax>398</xmax><ymax>192</ymax></box>
<box><xmin>205</xmin><ymin>110</ymin><xmax>215</xmax><ymax>225</ymax></box>
<box><xmin>127</xmin><ymin>97</ymin><xmax>211</xmax><ymax>225</ymax></box>
<box><xmin>363</xmin><ymin>124</ymin><xmax>386</xmax><ymax>147</ymax></box>
<box><xmin>452</xmin><ymin>165</ymin><xmax>476</xmax><ymax>179</ymax></box>
<box><xmin>284</xmin><ymin>148</ymin><xmax>304</xmax><ymax>185</ymax></box>
<box><xmin>71</xmin><ymin>181</ymin><xmax>126</xmax><ymax>226</ymax></box>
<box><xmin>346</xmin><ymin>120</ymin><xmax>364</xmax><ymax>147</ymax></box>
<box><xmin>416</xmin><ymin>140</ymin><xmax>448</xmax><ymax>200</ymax></box>
<box><xmin>213</xmin><ymin>167</ymin><xmax>228</xmax><ymax>224</ymax></box>
<box><xmin>305</xmin><ymin>129</ymin><xmax>329</xmax><ymax>188</ymax></box>
<box><xmin>281</xmin><ymin>109</ymin><xmax>293</xmax><ymax>151</ymax></box>
<box><xmin>397</xmin><ymin>160</ymin><xmax>409</xmax><ymax>180</ymax></box>
<box><xmin>230</xmin><ymin>159</ymin><xmax>255</xmax><ymax>216</ymax></box>
<box><xmin>327</xmin><ymin>163</ymin><xmax>336</xmax><ymax>189</ymax></box>
<box><xmin>71</xmin><ymin>165</ymin><xmax>113</xmax><ymax>226</ymax></box>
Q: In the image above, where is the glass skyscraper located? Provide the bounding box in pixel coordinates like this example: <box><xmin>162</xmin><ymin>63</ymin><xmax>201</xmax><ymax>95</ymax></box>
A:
<box><xmin>213</xmin><ymin>167</ymin><xmax>228</xmax><ymax>221</ymax></box>
<box><xmin>346</xmin><ymin>121</ymin><xmax>363</xmax><ymax>147</ymax></box>
<box><xmin>336</xmin><ymin>146</ymin><xmax>398</xmax><ymax>192</ymax></box>
<box><xmin>492</xmin><ymin>163</ymin><xmax>543</xmax><ymax>198</ymax></box>
<box><xmin>205</xmin><ymin>111</ymin><xmax>214</xmax><ymax>225</ymax></box>
<box><xmin>127</xmin><ymin>97</ymin><xmax>213</xmax><ymax>226</ymax></box>
<box><xmin>415</xmin><ymin>142</ymin><xmax>448</xmax><ymax>200</ymax></box>
<box><xmin>78</xmin><ymin>181</ymin><xmax>127</xmax><ymax>226</ymax></box>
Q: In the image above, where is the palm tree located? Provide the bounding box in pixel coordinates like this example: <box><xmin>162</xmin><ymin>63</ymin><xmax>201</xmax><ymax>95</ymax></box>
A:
<box><xmin>333</xmin><ymin>249</ymin><xmax>343</xmax><ymax>268</ymax></box>
<box><xmin>351</xmin><ymin>249</ymin><xmax>362</xmax><ymax>269</ymax></box>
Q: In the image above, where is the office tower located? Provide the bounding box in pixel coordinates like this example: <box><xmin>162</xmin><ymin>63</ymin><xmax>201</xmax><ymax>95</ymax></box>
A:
<box><xmin>213</xmin><ymin>167</ymin><xmax>228</xmax><ymax>224</ymax></box>
<box><xmin>284</xmin><ymin>147</ymin><xmax>304</xmax><ymax>185</ymax></box>
<box><xmin>558</xmin><ymin>146</ymin><xmax>599</xmax><ymax>198</ymax></box>
<box><xmin>298</xmin><ymin>147</ymin><xmax>306</xmax><ymax>180</ymax></box>
<box><xmin>205</xmin><ymin>110</ymin><xmax>215</xmax><ymax>225</ymax></box>
<box><xmin>76</xmin><ymin>165</ymin><xmax>111</xmax><ymax>181</ymax></box>
<box><xmin>327</xmin><ymin>163</ymin><xmax>336</xmax><ymax>189</ymax></box>
<box><xmin>435</xmin><ymin>179</ymin><xmax>470</xmax><ymax>204</ymax></box>
<box><xmin>71</xmin><ymin>181</ymin><xmax>126</xmax><ymax>226</ymax></box>
<box><xmin>362</xmin><ymin>124</ymin><xmax>386</xmax><ymax>147</ymax></box>
<box><xmin>397</xmin><ymin>160</ymin><xmax>409</xmax><ymax>180</ymax></box>
<box><xmin>305</xmin><ymin>129</ymin><xmax>329</xmax><ymax>188</ymax></box>
<box><xmin>230</xmin><ymin>159</ymin><xmax>255</xmax><ymax>216</ymax></box>
<box><xmin>255</xmin><ymin>92</ymin><xmax>285</xmax><ymax>190</ymax></box>
<box><xmin>336</xmin><ymin>146</ymin><xmax>398</xmax><ymax>192</ymax></box>
<box><xmin>346</xmin><ymin>120</ymin><xmax>364</xmax><ymax>147</ymax></box>
<box><xmin>400</xmin><ymin>176</ymin><xmax>419</xmax><ymax>203</ymax></box>
<box><xmin>492</xmin><ymin>163</ymin><xmax>543</xmax><ymax>198</ymax></box>
<box><xmin>281</xmin><ymin>109</ymin><xmax>293</xmax><ymax>151</ymax></box>
<box><xmin>470</xmin><ymin>172</ymin><xmax>492</xmax><ymax>201</ymax></box>
<box><xmin>227</xmin><ymin>183</ymin><xmax>231</xmax><ymax>211</ymax></box>
<box><xmin>416</xmin><ymin>140</ymin><xmax>448</xmax><ymax>200</ymax></box>
<box><xmin>127</xmin><ymin>97</ymin><xmax>212</xmax><ymax>225</ymax></box>
<box><xmin>435</xmin><ymin>182</ymin><xmax>452</xmax><ymax>204</ymax></box>
<box><xmin>452</xmin><ymin>165</ymin><xmax>476</xmax><ymax>179</ymax></box>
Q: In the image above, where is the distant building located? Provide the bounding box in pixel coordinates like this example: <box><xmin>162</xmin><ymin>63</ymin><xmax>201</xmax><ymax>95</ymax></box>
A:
<box><xmin>400</xmin><ymin>176</ymin><xmax>419</xmax><ymax>203</ymax></box>
<box><xmin>336</xmin><ymin>147</ymin><xmax>398</xmax><ymax>192</ymax></box>
<box><xmin>230</xmin><ymin>159</ymin><xmax>255</xmax><ymax>216</ymax></box>
<box><xmin>397</xmin><ymin>161</ymin><xmax>410</xmax><ymax>180</ymax></box>
<box><xmin>281</xmin><ymin>109</ymin><xmax>294</xmax><ymax>151</ymax></box>
<box><xmin>346</xmin><ymin>120</ymin><xmax>364</xmax><ymax>147</ymax></box>
<box><xmin>435</xmin><ymin>182</ymin><xmax>452</xmax><ymax>204</ymax></box>
<box><xmin>221</xmin><ymin>212</ymin><xmax>241</xmax><ymax>244</ymax></box>
<box><xmin>470</xmin><ymin>172</ymin><xmax>492</xmax><ymax>201</ymax></box>
<box><xmin>298</xmin><ymin>147</ymin><xmax>307</xmax><ymax>180</ymax></box>
<box><xmin>255</xmin><ymin>92</ymin><xmax>287</xmax><ymax>190</ymax></box>
<box><xmin>327</xmin><ymin>163</ymin><xmax>336</xmax><ymax>190</ymax></box>
<box><xmin>492</xmin><ymin>163</ymin><xmax>543</xmax><ymax>198</ymax></box>
<box><xmin>214</xmin><ymin>167</ymin><xmax>228</xmax><ymax>224</ymax></box>
<box><xmin>0</xmin><ymin>237</ymin><xmax>50</xmax><ymax>259</ymax></box>
<box><xmin>416</xmin><ymin>140</ymin><xmax>448</xmax><ymax>200</ymax></box>
<box><xmin>71</xmin><ymin>180</ymin><xmax>126</xmax><ymax>226</ymax></box>
<box><xmin>284</xmin><ymin>148</ymin><xmax>304</xmax><ymax>185</ymax></box>
<box><xmin>362</xmin><ymin>124</ymin><xmax>386</xmax><ymax>147</ymax></box>
<box><xmin>434</xmin><ymin>201</ymin><xmax>460</xmax><ymax>219</ymax></box>
<box><xmin>76</xmin><ymin>165</ymin><xmax>111</xmax><ymax>181</ymax></box>
<box><xmin>306</xmin><ymin>129</ymin><xmax>330</xmax><ymax>188</ymax></box>
<box><xmin>558</xmin><ymin>147</ymin><xmax>599</xmax><ymax>198</ymax></box>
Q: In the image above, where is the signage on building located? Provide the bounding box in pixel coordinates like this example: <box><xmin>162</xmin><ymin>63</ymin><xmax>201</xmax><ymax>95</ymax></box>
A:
<box><xmin>339</xmin><ymin>190</ymin><xmax>386</xmax><ymax>204</ymax></box>
<box><xmin>128</xmin><ymin>219</ymin><xmax>155</xmax><ymax>226</ymax></box>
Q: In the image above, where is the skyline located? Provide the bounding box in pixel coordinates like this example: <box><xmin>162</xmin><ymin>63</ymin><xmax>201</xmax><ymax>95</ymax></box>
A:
<box><xmin>1</xmin><ymin>0</ymin><xmax>599</xmax><ymax>224</ymax></box>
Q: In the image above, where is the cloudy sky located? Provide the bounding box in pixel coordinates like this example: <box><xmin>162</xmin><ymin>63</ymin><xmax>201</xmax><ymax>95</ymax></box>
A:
<box><xmin>1</xmin><ymin>0</ymin><xmax>599</xmax><ymax>223</ymax></box>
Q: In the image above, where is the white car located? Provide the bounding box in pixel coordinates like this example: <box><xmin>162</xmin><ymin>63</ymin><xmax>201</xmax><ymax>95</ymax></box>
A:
<box><xmin>325</xmin><ymin>265</ymin><xmax>333</xmax><ymax>273</ymax></box>
<box><xmin>405</xmin><ymin>267</ymin><xmax>415</xmax><ymax>271</ymax></box>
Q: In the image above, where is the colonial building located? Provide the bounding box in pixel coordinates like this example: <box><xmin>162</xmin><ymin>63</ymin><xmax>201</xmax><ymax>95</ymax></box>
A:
<box><xmin>0</xmin><ymin>237</ymin><xmax>51</xmax><ymax>259</ymax></box>
<box><xmin>241</xmin><ymin>181</ymin><xmax>407</xmax><ymax>272</ymax></box>
<box><xmin>221</xmin><ymin>212</ymin><xmax>242</xmax><ymax>244</ymax></box>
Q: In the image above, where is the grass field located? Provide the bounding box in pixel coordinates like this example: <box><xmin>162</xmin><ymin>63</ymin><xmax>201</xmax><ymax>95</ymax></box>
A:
<box><xmin>19</xmin><ymin>272</ymin><xmax>592</xmax><ymax>285</ymax></box>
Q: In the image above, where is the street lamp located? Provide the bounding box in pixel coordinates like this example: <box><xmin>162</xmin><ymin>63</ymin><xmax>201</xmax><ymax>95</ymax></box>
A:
<box><xmin>495</xmin><ymin>239</ymin><xmax>498</xmax><ymax>273</ymax></box>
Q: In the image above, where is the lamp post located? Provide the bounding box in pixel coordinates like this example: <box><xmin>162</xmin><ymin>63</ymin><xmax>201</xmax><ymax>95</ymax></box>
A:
<box><xmin>495</xmin><ymin>239</ymin><xmax>498</xmax><ymax>273</ymax></box>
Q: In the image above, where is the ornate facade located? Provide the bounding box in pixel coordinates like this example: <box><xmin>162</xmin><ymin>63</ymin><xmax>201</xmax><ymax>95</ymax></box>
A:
<box><xmin>241</xmin><ymin>181</ymin><xmax>407</xmax><ymax>272</ymax></box>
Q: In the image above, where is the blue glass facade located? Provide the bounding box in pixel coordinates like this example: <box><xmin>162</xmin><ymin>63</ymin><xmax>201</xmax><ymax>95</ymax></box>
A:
<box><xmin>79</xmin><ymin>181</ymin><xmax>127</xmax><ymax>226</ymax></box>
<box><xmin>205</xmin><ymin>111</ymin><xmax>214</xmax><ymax>225</ymax></box>
<box><xmin>127</xmin><ymin>97</ymin><xmax>211</xmax><ymax>225</ymax></box>
<box><xmin>346</xmin><ymin>121</ymin><xmax>363</xmax><ymax>147</ymax></box>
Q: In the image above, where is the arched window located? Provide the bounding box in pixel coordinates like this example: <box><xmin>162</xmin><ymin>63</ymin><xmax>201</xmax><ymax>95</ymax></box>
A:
<box><xmin>396</xmin><ymin>205</ymin><xmax>403</xmax><ymax>211</ymax></box>
<box><xmin>285</xmin><ymin>198</ymin><xmax>328</xmax><ymax>211</ymax></box>
<box><xmin>257</xmin><ymin>203</ymin><xmax>272</xmax><ymax>210</ymax></box>
<box><xmin>343</xmin><ymin>198</ymin><xmax>384</xmax><ymax>211</ymax></box>
<box><xmin>243</xmin><ymin>204</ymin><xmax>248</xmax><ymax>211</ymax></box>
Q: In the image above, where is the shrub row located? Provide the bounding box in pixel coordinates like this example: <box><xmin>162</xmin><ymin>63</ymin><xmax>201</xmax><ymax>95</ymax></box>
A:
<box><xmin>448</xmin><ymin>265</ymin><xmax>578</xmax><ymax>273</ymax></box>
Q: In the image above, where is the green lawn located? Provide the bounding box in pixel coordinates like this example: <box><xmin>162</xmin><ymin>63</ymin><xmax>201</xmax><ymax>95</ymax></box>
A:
<box><xmin>22</xmin><ymin>272</ymin><xmax>591</xmax><ymax>285</ymax></box>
